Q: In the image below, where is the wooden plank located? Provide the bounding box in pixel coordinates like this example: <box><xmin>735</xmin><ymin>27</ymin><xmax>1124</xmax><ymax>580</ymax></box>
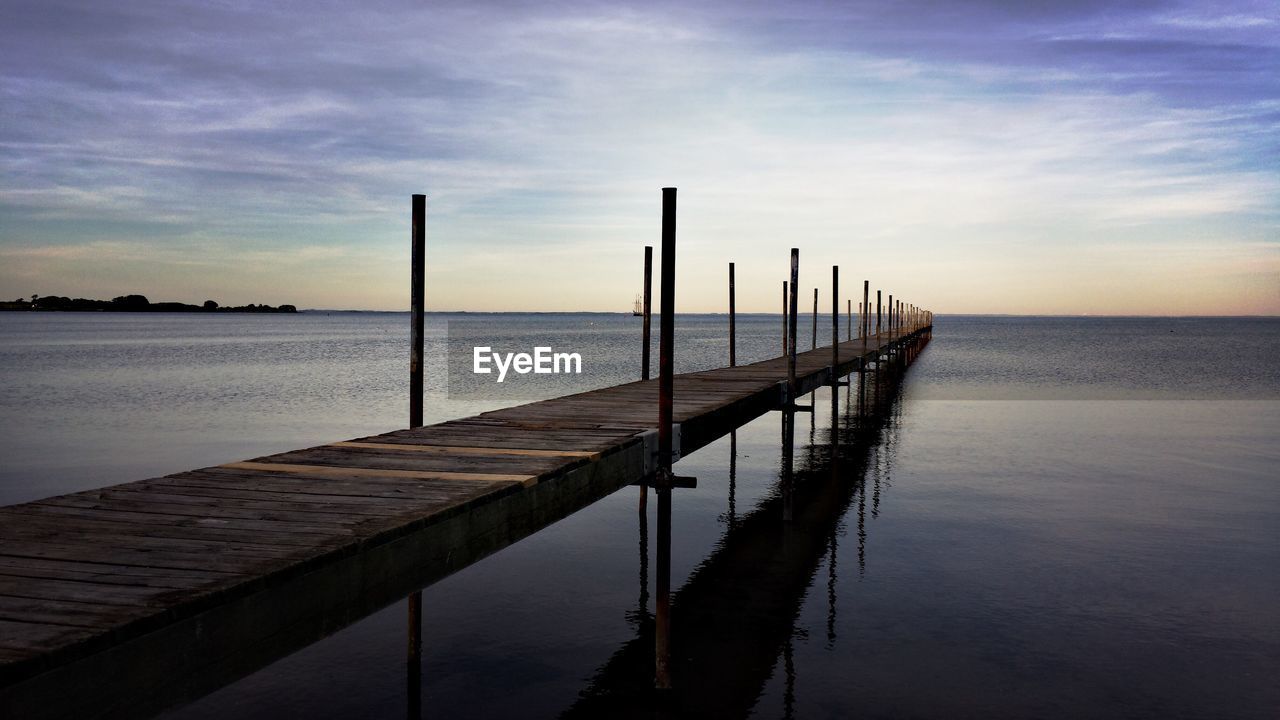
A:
<box><xmin>219</xmin><ymin>462</ymin><xmax>539</xmax><ymax>487</ymax></box>
<box><xmin>0</xmin><ymin>508</ymin><xmax>348</xmax><ymax>548</ymax></box>
<box><xmin>0</xmin><ymin>595</ymin><xmax>154</xmax><ymax>630</ymax></box>
<box><xmin>155</xmin><ymin>470</ymin><xmax>512</xmax><ymax>505</ymax></box>
<box><xmin>0</xmin><ymin>576</ymin><xmax>180</xmax><ymax>608</ymax></box>
<box><xmin>0</xmin><ymin>540</ymin><xmax>288</xmax><ymax>575</ymax></box>
<box><xmin>253</xmin><ymin>446</ymin><xmax>571</xmax><ymax>476</ymax></box>
<box><xmin>0</xmin><ymin>558</ymin><xmax>230</xmax><ymax>590</ymax></box>
<box><xmin>0</xmin><ymin>619</ymin><xmax>98</xmax><ymax>654</ymax></box>
<box><xmin>328</xmin><ymin>441</ymin><xmax>601</xmax><ymax>460</ymax></box>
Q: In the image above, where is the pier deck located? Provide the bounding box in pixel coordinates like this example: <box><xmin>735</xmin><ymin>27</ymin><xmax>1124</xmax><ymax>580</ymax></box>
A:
<box><xmin>0</xmin><ymin>327</ymin><xmax>926</xmax><ymax>719</ymax></box>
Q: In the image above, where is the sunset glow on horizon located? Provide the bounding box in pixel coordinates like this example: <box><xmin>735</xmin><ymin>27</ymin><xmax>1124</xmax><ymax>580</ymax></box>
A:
<box><xmin>2</xmin><ymin>1</ymin><xmax>1276</xmax><ymax>315</ymax></box>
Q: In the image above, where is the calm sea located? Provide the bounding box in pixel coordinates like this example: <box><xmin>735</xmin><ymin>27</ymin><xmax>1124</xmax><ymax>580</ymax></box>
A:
<box><xmin>1</xmin><ymin>312</ymin><xmax>1277</xmax><ymax>719</ymax></box>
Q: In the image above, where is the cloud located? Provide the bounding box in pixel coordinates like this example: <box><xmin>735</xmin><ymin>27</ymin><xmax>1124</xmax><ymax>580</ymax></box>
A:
<box><xmin>0</xmin><ymin>0</ymin><xmax>1276</xmax><ymax>312</ymax></box>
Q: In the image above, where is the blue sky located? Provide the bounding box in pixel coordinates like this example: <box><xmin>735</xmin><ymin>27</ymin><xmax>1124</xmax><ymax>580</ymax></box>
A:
<box><xmin>1</xmin><ymin>0</ymin><xmax>1276</xmax><ymax>313</ymax></box>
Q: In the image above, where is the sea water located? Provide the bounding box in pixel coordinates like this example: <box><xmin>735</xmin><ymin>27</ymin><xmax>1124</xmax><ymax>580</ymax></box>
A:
<box><xmin>0</xmin><ymin>313</ymin><xmax>1275</xmax><ymax>719</ymax></box>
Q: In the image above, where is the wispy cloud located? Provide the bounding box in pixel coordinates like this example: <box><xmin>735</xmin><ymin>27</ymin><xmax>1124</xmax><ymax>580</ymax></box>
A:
<box><xmin>0</xmin><ymin>0</ymin><xmax>1276</xmax><ymax>312</ymax></box>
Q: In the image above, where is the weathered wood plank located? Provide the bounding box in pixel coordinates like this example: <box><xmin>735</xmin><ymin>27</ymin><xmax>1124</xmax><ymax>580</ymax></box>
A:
<box><xmin>219</xmin><ymin>461</ymin><xmax>539</xmax><ymax>486</ymax></box>
<box><xmin>329</xmin><ymin>441</ymin><xmax>600</xmax><ymax>460</ymax></box>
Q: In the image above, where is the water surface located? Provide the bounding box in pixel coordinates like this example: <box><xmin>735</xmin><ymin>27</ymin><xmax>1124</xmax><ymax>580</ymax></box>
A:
<box><xmin>0</xmin><ymin>313</ymin><xmax>1275</xmax><ymax>718</ymax></box>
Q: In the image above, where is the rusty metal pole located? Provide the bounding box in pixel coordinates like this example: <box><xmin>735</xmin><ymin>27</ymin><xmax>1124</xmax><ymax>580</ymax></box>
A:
<box><xmin>728</xmin><ymin>262</ymin><xmax>736</xmax><ymax>367</ymax></box>
<box><xmin>787</xmin><ymin>250</ymin><xmax>799</xmax><ymax>398</ymax></box>
<box><xmin>407</xmin><ymin>193</ymin><xmax>425</xmax><ymax>688</ymax></box>
<box><xmin>655</xmin><ymin>187</ymin><xmax>676</xmax><ymax>691</ymax></box>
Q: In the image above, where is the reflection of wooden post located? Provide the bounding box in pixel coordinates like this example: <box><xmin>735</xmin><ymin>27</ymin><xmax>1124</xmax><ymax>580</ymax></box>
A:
<box><xmin>728</xmin><ymin>430</ymin><xmax>737</xmax><ymax>528</ymax></box>
<box><xmin>655</xmin><ymin>187</ymin><xmax>677</xmax><ymax>691</ymax></box>
<box><xmin>655</xmin><ymin>486</ymin><xmax>672</xmax><ymax>689</ymax></box>
<box><xmin>729</xmin><ymin>262</ymin><xmax>736</xmax><ymax>367</ymax></box>
<box><xmin>407</xmin><ymin>193</ymin><xmax>425</xmax><ymax>715</ymax></box>
<box><xmin>781</xmin><ymin>406</ymin><xmax>795</xmax><ymax>522</ymax></box>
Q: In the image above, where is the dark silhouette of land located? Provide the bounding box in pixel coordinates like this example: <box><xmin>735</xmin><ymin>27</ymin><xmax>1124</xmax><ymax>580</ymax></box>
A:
<box><xmin>1</xmin><ymin>294</ymin><xmax>297</xmax><ymax>313</ymax></box>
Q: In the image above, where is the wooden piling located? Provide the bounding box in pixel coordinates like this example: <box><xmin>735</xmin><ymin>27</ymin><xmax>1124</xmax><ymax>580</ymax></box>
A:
<box><xmin>861</xmin><ymin>281</ymin><xmax>870</xmax><ymax>342</ymax></box>
<box><xmin>640</xmin><ymin>245</ymin><xmax>653</xmax><ymax>510</ymax></box>
<box><xmin>811</xmin><ymin>287</ymin><xmax>818</xmax><ymax>350</ymax></box>
<box><xmin>888</xmin><ymin>294</ymin><xmax>894</xmax><ymax>340</ymax></box>
<box><xmin>781</xmin><ymin>281</ymin><xmax>788</xmax><ymax>356</ymax></box>
<box><xmin>831</xmin><ymin>266</ymin><xmax>839</xmax><ymax>374</ymax></box>
<box><xmin>655</xmin><ymin>187</ymin><xmax>677</xmax><ymax>690</ymax></box>
<box><xmin>788</xmin><ymin>250</ymin><xmax>799</xmax><ymax>397</ymax></box>
<box><xmin>642</xmin><ymin>246</ymin><xmax>653</xmax><ymax>381</ymax></box>
<box><xmin>728</xmin><ymin>262</ymin><xmax>736</xmax><ymax>368</ymax></box>
<box><xmin>407</xmin><ymin>193</ymin><xmax>425</xmax><ymax>669</ymax></box>
<box><xmin>876</xmin><ymin>290</ymin><xmax>882</xmax><ymax>336</ymax></box>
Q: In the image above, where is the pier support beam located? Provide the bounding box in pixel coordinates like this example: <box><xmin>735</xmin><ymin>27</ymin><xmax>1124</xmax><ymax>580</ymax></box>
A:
<box><xmin>787</xmin><ymin>250</ymin><xmax>799</xmax><ymax>399</ymax></box>
<box><xmin>640</xmin><ymin>245</ymin><xmax>653</xmax><ymax>511</ymax></box>
<box><xmin>655</xmin><ymin>187</ymin><xmax>677</xmax><ymax>691</ymax></box>
<box><xmin>729</xmin><ymin>262</ymin><xmax>736</xmax><ymax>368</ymax></box>
<box><xmin>831</xmin><ymin>266</ymin><xmax>839</xmax><ymax>379</ymax></box>
<box><xmin>407</xmin><ymin>192</ymin><xmax>426</xmax><ymax>713</ymax></box>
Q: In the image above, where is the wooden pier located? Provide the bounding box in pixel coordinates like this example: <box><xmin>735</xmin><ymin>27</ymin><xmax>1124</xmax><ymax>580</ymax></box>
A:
<box><xmin>1</xmin><ymin>189</ymin><xmax>935</xmax><ymax>718</ymax></box>
<box><xmin>0</xmin><ymin>325</ymin><xmax>929</xmax><ymax>719</ymax></box>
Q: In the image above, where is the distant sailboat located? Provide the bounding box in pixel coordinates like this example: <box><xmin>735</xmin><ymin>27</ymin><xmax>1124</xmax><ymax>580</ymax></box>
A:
<box><xmin>632</xmin><ymin>294</ymin><xmax>644</xmax><ymax>316</ymax></box>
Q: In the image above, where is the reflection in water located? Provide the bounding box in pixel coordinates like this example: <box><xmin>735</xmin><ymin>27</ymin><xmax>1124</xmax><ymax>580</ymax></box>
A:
<box><xmin>561</xmin><ymin>343</ymin><xmax>920</xmax><ymax>719</ymax></box>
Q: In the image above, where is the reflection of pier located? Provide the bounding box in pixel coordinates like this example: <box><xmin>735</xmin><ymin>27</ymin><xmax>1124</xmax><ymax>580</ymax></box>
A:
<box><xmin>562</xmin><ymin>351</ymin><xmax>918</xmax><ymax>719</ymax></box>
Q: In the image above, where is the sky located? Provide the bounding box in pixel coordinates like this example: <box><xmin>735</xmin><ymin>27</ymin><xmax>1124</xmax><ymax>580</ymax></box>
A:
<box><xmin>1</xmin><ymin>0</ymin><xmax>1277</xmax><ymax>314</ymax></box>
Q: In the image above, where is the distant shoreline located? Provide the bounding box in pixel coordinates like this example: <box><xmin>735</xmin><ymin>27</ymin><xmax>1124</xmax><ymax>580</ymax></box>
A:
<box><xmin>2</xmin><ymin>294</ymin><xmax>297</xmax><ymax>313</ymax></box>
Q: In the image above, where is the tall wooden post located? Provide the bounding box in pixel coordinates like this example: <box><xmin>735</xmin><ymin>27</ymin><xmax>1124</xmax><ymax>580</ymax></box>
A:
<box><xmin>876</xmin><ymin>290</ymin><xmax>882</xmax><ymax>336</ymax></box>
<box><xmin>728</xmin><ymin>262</ymin><xmax>736</xmax><ymax>367</ymax></box>
<box><xmin>831</xmin><ymin>266</ymin><xmax>839</xmax><ymax>374</ymax></box>
<box><xmin>847</xmin><ymin>299</ymin><xmax>852</xmax><ymax>340</ymax></box>
<box><xmin>655</xmin><ymin>187</ymin><xmax>677</xmax><ymax>690</ymax></box>
<box><xmin>861</xmin><ymin>281</ymin><xmax>870</xmax><ymax>342</ymax></box>
<box><xmin>811</xmin><ymin>288</ymin><xmax>818</xmax><ymax>350</ymax></box>
<box><xmin>788</xmin><ymin>250</ymin><xmax>799</xmax><ymax>397</ymax></box>
<box><xmin>888</xmin><ymin>294</ymin><xmax>894</xmax><ymax>340</ymax></box>
<box><xmin>642</xmin><ymin>246</ymin><xmax>653</xmax><ymax>380</ymax></box>
<box><xmin>407</xmin><ymin>193</ymin><xmax>425</xmax><ymax>687</ymax></box>
<box><xmin>639</xmin><ymin>246</ymin><xmax>653</xmax><ymax>511</ymax></box>
<box><xmin>781</xmin><ymin>281</ymin><xmax>788</xmax><ymax>356</ymax></box>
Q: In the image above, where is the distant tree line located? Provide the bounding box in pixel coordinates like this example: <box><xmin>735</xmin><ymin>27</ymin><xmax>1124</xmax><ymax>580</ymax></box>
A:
<box><xmin>1</xmin><ymin>294</ymin><xmax>297</xmax><ymax>313</ymax></box>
